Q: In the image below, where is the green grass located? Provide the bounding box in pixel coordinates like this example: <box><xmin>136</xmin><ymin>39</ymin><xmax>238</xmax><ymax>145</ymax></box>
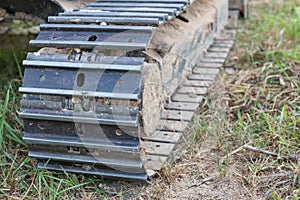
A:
<box><xmin>195</xmin><ymin>1</ymin><xmax>300</xmax><ymax>198</ymax></box>
<box><xmin>226</xmin><ymin>2</ymin><xmax>300</xmax><ymax>152</ymax></box>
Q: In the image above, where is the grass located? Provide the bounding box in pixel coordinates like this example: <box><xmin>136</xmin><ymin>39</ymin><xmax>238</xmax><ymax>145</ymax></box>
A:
<box><xmin>0</xmin><ymin>1</ymin><xmax>299</xmax><ymax>199</ymax></box>
<box><xmin>226</xmin><ymin>1</ymin><xmax>300</xmax><ymax>155</ymax></box>
<box><xmin>193</xmin><ymin>1</ymin><xmax>300</xmax><ymax>198</ymax></box>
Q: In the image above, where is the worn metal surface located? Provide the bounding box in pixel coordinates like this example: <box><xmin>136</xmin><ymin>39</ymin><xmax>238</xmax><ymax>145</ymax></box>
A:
<box><xmin>75</xmin><ymin>7</ymin><xmax>178</xmax><ymax>16</ymax></box>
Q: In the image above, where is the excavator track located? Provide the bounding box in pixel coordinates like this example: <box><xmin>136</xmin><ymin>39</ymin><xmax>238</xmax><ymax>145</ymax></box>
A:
<box><xmin>19</xmin><ymin>0</ymin><xmax>240</xmax><ymax>180</ymax></box>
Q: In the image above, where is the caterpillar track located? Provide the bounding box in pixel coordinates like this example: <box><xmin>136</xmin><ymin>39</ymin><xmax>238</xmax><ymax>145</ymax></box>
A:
<box><xmin>16</xmin><ymin>0</ymin><xmax>243</xmax><ymax>180</ymax></box>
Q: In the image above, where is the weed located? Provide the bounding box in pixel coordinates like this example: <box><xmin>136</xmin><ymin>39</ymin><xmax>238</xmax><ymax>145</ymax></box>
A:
<box><xmin>217</xmin><ymin>159</ymin><xmax>226</xmax><ymax>177</ymax></box>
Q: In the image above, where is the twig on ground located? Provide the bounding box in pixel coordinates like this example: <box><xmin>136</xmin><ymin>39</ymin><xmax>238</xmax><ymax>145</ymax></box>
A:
<box><xmin>263</xmin><ymin>180</ymin><xmax>290</xmax><ymax>198</ymax></box>
<box><xmin>244</xmin><ymin>145</ymin><xmax>299</xmax><ymax>162</ymax></box>
<box><xmin>177</xmin><ymin>162</ymin><xmax>198</xmax><ymax>167</ymax></box>
<box><xmin>258</xmin><ymin>172</ymin><xmax>296</xmax><ymax>179</ymax></box>
<box><xmin>189</xmin><ymin>176</ymin><xmax>216</xmax><ymax>188</ymax></box>
<box><xmin>21</xmin><ymin>172</ymin><xmax>37</xmax><ymax>200</ymax></box>
<box><xmin>221</xmin><ymin>141</ymin><xmax>253</xmax><ymax>164</ymax></box>
<box><xmin>8</xmin><ymin>196</ymin><xmax>20</xmax><ymax>200</ymax></box>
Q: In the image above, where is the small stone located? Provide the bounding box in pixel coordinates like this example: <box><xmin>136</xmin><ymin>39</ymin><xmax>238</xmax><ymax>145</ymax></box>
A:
<box><xmin>8</xmin><ymin>28</ymin><xmax>29</xmax><ymax>35</ymax></box>
<box><xmin>0</xmin><ymin>17</ymin><xmax>4</xmax><ymax>22</ymax></box>
<box><xmin>28</xmin><ymin>26</ymin><xmax>40</xmax><ymax>34</ymax></box>
<box><xmin>0</xmin><ymin>8</ymin><xmax>8</xmax><ymax>18</ymax></box>
<box><xmin>0</xmin><ymin>27</ymin><xmax>9</xmax><ymax>34</ymax></box>
<box><xmin>15</xmin><ymin>12</ymin><xmax>26</xmax><ymax>20</ymax></box>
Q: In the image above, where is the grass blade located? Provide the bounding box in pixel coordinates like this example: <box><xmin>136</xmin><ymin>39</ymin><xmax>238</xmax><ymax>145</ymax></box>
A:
<box><xmin>0</xmin><ymin>85</ymin><xmax>11</xmax><ymax>149</ymax></box>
